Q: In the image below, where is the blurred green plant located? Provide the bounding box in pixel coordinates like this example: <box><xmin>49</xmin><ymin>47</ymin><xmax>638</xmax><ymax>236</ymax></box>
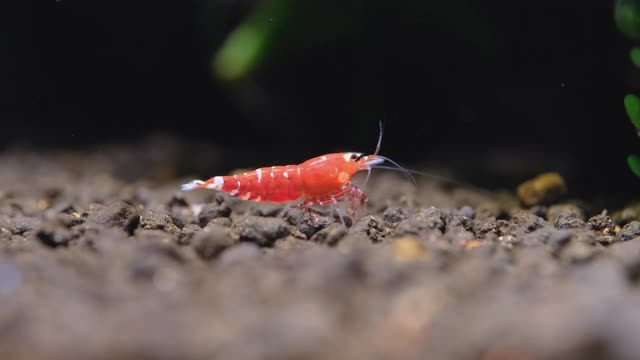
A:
<box><xmin>213</xmin><ymin>0</ymin><xmax>293</xmax><ymax>81</ymax></box>
<box><xmin>208</xmin><ymin>0</ymin><xmax>497</xmax><ymax>82</ymax></box>
<box><xmin>625</xmin><ymin>94</ymin><xmax>640</xmax><ymax>176</ymax></box>
<box><xmin>616</xmin><ymin>0</ymin><xmax>640</xmax><ymax>177</ymax></box>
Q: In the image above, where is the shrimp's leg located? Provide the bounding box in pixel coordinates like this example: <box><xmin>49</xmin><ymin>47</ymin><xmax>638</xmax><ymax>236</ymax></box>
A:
<box><xmin>314</xmin><ymin>192</ymin><xmax>351</xmax><ymax>226</ymax></box>
<box><xmin>347</xmin><ymin>186</ymin><xmax>368</xmax><ymax>217</ymax></box>
<box><xmin>331</xmin><ymin>197</ymin><xmax>346</xmax><ymax>226</ymax></box>
<box><xmin>320</xmin><ymin>185</ymin><xmax>368</xmax><ymax>218</ymax></box>
<box><xmin>278</xmin><ymin>199</ymin><xmax>306</xmax><ymax>218</ymax></box>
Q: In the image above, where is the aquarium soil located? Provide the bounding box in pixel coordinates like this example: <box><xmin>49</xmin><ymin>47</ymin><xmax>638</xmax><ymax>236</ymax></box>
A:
<box><xmin>1</xmin><ymin>140</ymin><xmax>640</xmax><ymax>360</ymax></box>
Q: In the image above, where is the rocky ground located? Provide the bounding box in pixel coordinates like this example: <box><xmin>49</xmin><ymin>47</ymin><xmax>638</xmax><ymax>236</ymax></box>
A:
<box><xmin>2</xmin><ymin>137</ymin><xmax>640</xmax><ymax>360</ymax></box>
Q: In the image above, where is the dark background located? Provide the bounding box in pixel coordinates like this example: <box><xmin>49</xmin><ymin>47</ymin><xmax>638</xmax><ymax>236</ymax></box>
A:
<box><xmin>3</xmin><ymin>0</ymin><xmax>639</xmax><ymax>202</ymax></box>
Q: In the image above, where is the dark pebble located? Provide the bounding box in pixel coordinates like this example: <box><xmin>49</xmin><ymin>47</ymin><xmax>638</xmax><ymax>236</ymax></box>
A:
<box><xmin>0</xmin><ymin>216</ymin><xmax>16</xmax><ymax>234</ymax></box>
<box><xmin>394</xmin><ymin>207</ymin><xmax>446</xmax><ymax>236</ymax></box>
<box><xmin>137</xmin><ymin>236</ymin><xmax>186</xmax><ymax>263</ymax></box>
<box><xmin>198</xmin><ymin>203</ymin><xmax>231</xmax><ymax>227</ymax></box>
<box><xmin>218</xmin><ymin>243</ymin><xmax>262</xmax><ymax>266</ymax></box>
<box><xmin>12</xmin><ymin>216</ymin><xmax>41</xmax><ymax>234</ymax></box>
<box><xmin>34</xmin><ymin>223</ymin><xmax>73</xmax><ymax>247</ymax></box>
<box><xmin>457</xmin><ymin>206</ymin><xmax>475</xmax><ymax>220</ymax></box>
<box><xmin>587</xmin><ymin>212</ymin><xmax>615</xmax><ymax>233</ymax></box>
<box><xmin>560</xmin><ymin>241</ymin><xmax>598</xmax><ymax>264</ymax></box>
<box><xmin>310</xmin><ymin>223</ymin><xmax>348</xmax><ymax>246</ymax></box>
<box><xmin>285</xmin><ymin>209</ymin><xmax>332</xmax><ymax>239</ymax></box>
<box><xmin>448</xmin><ymin>214</ymin><xmax>473</xmax><ymax>232</ymax></box>
<box><xmin>351</xmin><ymin>216</ymin><xmax>385</xmax><ymax>243</ymax></box>
<box><xmin>194</xmin><ymin>223</ymin><xmax>234</xmax><ymax>260</ymax></box>
<box><xmin>505</xmin><ymin>211</ymin><xmax>548</xmax><ymax>237</ymax></box>
<box><xmin>234</xmin><ymin>216</ymin><xmax>290</xmax><ymax>247</ymax></box>
<box><xmin>473</xmin><ymin>217</ymin><xmax>500</xmax><ymax>238</ymax></box>
<box><xmin>140</xmin><ymin>210</ymin><xmax>181</xmax><ymax>236</ymax></box>
<box><xmin>167</xmin><ymin>194</ymin><xmax>189</xmax><ymax>209</ymax></box>
<box><xmin>527</xmin><ymin>205</ymin><xmax>547</xmax><ymax>219</ymax></box>
<box><xmin>554</xmin><ymin>211</ymin><xmax>586</xmax><ymax>229</ymax></box>
<box><xmin>548</xmin><ymin>229</ymin><xmax>573</xmax><ymax>251</ymax></box>
<box><xmin>548</xmin><ymin>204</ymin><xmax>585</xmax><ymax>223</ymax></box>
<box><xmin>383</xmin><ymin>207</ymin><xmax>408</xmax><ymax>227</ymax></box>
<box><xmin>608</xmin><ymin>239</ymin><xmax>640</xmax><ymax>280</ymax></box>
<box><xmin>86</xmin><ymin>201</ymin><xmax>139</xmax><ymax>234</ymax></box>
<box><xmin>617</xmin><ymin>221</ymin><xmax>640</xmax><ymax>242</ymax></box>
<box><xmin>177</xmin><ymin>223</ymin><xmax>201</xmax><ymax>246</ymax></box>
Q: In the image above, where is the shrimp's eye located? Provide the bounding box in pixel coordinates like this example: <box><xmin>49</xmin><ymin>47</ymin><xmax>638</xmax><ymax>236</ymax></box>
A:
<box><xmin>355</xmin><ymin>153</ymin><xmax>365</xmax><ymax>161</ymax></box>
<box><xmin>350</xmin><ymin>153</ymin><xmax>358</xmax><ymax>160</ymax></box>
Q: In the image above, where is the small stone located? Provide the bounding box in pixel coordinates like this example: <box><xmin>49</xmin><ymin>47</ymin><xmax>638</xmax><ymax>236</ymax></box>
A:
<box><xmin>395</xmin><ymin>207</ymin><xmax>446</xmax><ymax>236</ymax></box>
<box><xmin>310</xmin><ymin>223</ymin><xmax>348</xmax><ymax>246</ymax></box>
<box><xmin>34</xmin><ymin>223</ymin><xmax>73</xmax><ymax>247</ymax></box>
<box><xmin>392</xmin><ymin>236</ymin><xmax>429</xmax><ymax>262</ymax></box>
<box><xmin>462</xmin><ymin>239</ymin><xmax>484</xmax><ymax>250</ymax></box>
<box><xmin>554</xmin><ymin>211</ymin><xmax>586</xmax><ymax>229</ymax></box>
<box><xmin>473</xmin><ymin>217</ymin><xmax>500</xmax><ymax>238</ymax></box>
<box><xmin>234</xmin><ymin>216</ymin><xmax>290</xmax><ymax>247</ymax></box>
<box><xmin>618</xmin><ymin>221</ymin><xmax>640</xmax><ymax>242</ymax></box>
<box><xmin>194</xmin><ymin>223</ymin><xmax>234</xmax><ymax>260</ymax></box>
<box><xmin>12</xmin><ymin>216</ymin><xmax>40</xmax><ymax>234</ymax></box>
<box><xmin>611</xmin><ymin>202</ymin><xmax>640</xmax><ymax>225</ymax></box>
<box><xmin>177</xmin><ymin>223</ymin><xmax>201</xmax><ymax>246</ymax></box>
<box><xmin>548</xmin><ymin>203</ymin><xmax>585</xmax><ymax>223</ymax></box>
<box><xmin>383</xmin><ymin>207</ymin><xmax>408</xmax><ymax>227</ymax></box>
<box><xmin>211</xmin><ymin>217</ymin><xmax>232</xmax><ymax>227</ymax></box>
<box><xmin>351</xmin><ymin>215</ymin><xmax>385</xmax><ymax>243</ymax></box>
<box><xmin>587</xmin><ymin>212</ymin><xmax>616</xmax><ymax>235</ymax></box>
<box><xmin>458</xmin><ymin>206</ymin><xmax>475</xmax><ymax>220</ymax></box>
<box><xmin>448</xmin><ymin>214</ymin><xmax>473</xmax><ymax>232</ymax></box>
<box><xmin>167</xmin><ymin>194</ymin><xmax>188</xmax><ymax>208</ymax></box>
<box><xmin>527</xmin><ymin>205</ymin><xmax>548</xmax><ymax>219</ymax></box>
<box><xmin>608</xmin><ymin>239</ymin><xmax>640</xmax><ymax>281</ymax></box>
<box><xmin>285</xmin><ymin>209</ymin><xmax>332</xmax><ymax>239</ymax></box>
<box><xmin>516</xmin><ymin>172</ymin><xmax>567</xmax><ymax>206</ymax></box>
<box><xmin>86</xmin><ymin>201</ymin><xmax>139</xmax><ymax>234</ymax></box>
<box><xmin>503</xmin><ymin>211</ymin><xmax>548</xmax><ymax>237</ymax></box>
<box><xmin>197</xmin><ymin>203</ymin><xmax>231</xmax><ymax>227</ymax></box>
<box><xmin>548</xmin><ymin>229</ymin><xmax>573</xmax><ymax>250</ymax></box>
<box><xmin>561</xmin><ymin>241</ymin><xmax>597</xmax><ymax>263</ymax></box>
<box><xmin>0</xmin><ymin>216</ymin><xmax>16</xmax><ymax>234</ymax></box>
<box><xmin>139</xmin><ymin>210</ymin><xmax>181</xmax><ymax>237</ymax></box>
<box><xmin>218</xmin><ymin>243</ymin><xmax>262</xmax><ymax>266</ymax></box>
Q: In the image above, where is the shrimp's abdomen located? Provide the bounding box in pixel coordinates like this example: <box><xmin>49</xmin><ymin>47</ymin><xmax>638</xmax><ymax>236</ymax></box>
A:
<box><xmin>206</xmin><ymin>165</ymin><xmax>302</xmax><ymax>203</ymax></box>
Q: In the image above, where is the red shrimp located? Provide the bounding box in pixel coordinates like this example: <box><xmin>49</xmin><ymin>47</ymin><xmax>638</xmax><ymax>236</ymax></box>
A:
<box><xmin>181</xmin><ymin>124</ymin><xmax>412</xmax><ymax>223</ymax></box>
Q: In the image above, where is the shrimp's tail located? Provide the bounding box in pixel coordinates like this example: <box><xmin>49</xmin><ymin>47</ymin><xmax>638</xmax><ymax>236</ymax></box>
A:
<box><xmin>181</xmin><ymin>176</ymin><xmax>227</xmax><ymax>192</ymax></box>
<box><xmin>181</xmin><ymin>180</ymin><xmax>206</xmax><ymax>191</ymax></box>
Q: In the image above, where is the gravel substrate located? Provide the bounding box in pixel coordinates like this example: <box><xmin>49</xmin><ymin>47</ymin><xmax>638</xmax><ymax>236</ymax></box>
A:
<box><xmin>1</xmin><ymin>140</ymin><xmax>640</xmax><ymax>360</ymax></box>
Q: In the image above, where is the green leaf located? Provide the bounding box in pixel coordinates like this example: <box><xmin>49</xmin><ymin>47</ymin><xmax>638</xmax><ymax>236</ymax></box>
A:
<box><xmin>213</xmin><ymin>0</ymin><xmax>294</xmax><ymax>81</ymax></box>
<box><xmin>628</xmin><ymin>154</ymin><xmax>640</xmax><ymax>177</ymax></box>
<box><xmin>625</xmin><ymin>94</ymin><xmax>640</xmax><ymax>133</ymax></box>
<box><xmin>631</xmin><ymin>47</ymin><xmax>640</xmax><ymax>68</ymax></box>
<box><xmin>615</xmin><ymin>0</ymin><xmax>640</xmax><ymax>39</ymax></box>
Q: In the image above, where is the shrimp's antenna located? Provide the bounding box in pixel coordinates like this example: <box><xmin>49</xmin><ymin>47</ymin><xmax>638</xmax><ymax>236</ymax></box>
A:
<box><xmin>374</xmin><ymin>120</ymin><xmax>383</xmax><ymax>156</ymax></box>
<box><xmin>363</xmin><ymin>120</ymin><xmax>384</xmax><ymax>191</ymax></box>
<box><xmin>371</xmin><ymin>165</ymin><xmax>491</xmax><ymax>194</ymax></box>
<box><xmin>377</xmin><ymin>156</ymin><xmax>417</xmax><ymax>185</ymax></box>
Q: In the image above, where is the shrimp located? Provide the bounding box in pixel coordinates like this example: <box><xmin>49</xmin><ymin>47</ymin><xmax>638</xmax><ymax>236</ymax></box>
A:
<box><xmin>181</xmin><ymin>123</ymin><xmax>412</xmax><ymax>224</ymax></box>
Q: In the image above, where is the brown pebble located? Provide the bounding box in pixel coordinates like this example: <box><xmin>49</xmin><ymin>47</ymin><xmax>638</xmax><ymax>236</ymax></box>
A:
<box><xmin>516</xmin><ymin>172</ymin><xmax>567</xmax><ymax>207</ymax></box>
<box><xmin>392</xmin><ymin>236</ymin><xmax>429</xmax><ymax>262</ymax></box>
